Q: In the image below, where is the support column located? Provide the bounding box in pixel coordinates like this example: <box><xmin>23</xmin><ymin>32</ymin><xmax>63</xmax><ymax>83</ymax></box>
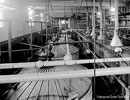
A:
<box><xmin>8</xmin><ymin>21</ymin><xmax>12</xmax><ymax>63</ymax></box>
<box><xmin>40</xmin><ymin>22</ymin><xmax>43</xmax><ymax>45</ymax></box>
<box><xmin>30</xmin><ymin>21</ymin><xmax>33</xmax><ymax>55</ymax></box>
<box><xmin>41</xmin><ymin>22</ymin><xmax>43</xmax><ymax>33</ymax></box>
<box><xmin>85</xmin><ymin>0</ymin><xmax>90</xmax><ymax>34</ymax></box>
<box><xmin>93</xmin><ymin>0</ymin><xmax>96</xmax><ymax>100</ymax></box>
<box><xmin>68</xmin><ymin>17</ymin><xmax>71</xmax><ymax>28</ymax></box>
<box><xmin>125</xmin><ymin>88</ymin><xmax>129</xmax><ymax>100</ymax></box>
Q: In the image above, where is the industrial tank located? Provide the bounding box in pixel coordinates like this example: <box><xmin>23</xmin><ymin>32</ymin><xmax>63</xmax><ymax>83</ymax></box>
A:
<box><xmin>5</xmin><ymin>65</ymin><xmax>92</xmax><ymax>100</ymax></box>
<box><xmin>51</xmin><ymin>37</ymin><xmax>79</xmax><ymax>60</ymax></box>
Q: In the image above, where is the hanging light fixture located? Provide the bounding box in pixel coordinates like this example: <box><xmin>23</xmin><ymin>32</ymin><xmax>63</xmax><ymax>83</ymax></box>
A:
<box><xmin>110</xmin><ymin>30</ymin><xmax>123</xmax><ymax>53</ymax></box>
<box><xmin>110</xmin><ymin>30</ymin><xmax>123</xmax><ymax>47</ymax></box>
<box><xmin>110</xmin><ymin>0</ymin><xmax>123</xmax><ymax>53</ymax></box>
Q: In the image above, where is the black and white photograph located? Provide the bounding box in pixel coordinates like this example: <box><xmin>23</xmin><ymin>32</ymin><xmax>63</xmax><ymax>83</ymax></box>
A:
<box><xmin>0</xmin><ymin>0</ymin><xmax>129</xmax><ymax>100</ymax></box>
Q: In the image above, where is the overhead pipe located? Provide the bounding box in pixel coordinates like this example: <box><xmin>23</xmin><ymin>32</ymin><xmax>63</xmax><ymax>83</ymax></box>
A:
<box><xmin>0</xmin><ymin>48</ymin><xmax>40</xmax><ymax>53</ymax></box>
<box><xmin>108</xmin><ymin>26</ymin><xmax>130</xmax><ymax>29</ymax></box>
<box><xmin>17</xmin><ymin>42</ymin><xmax>47</xmax><ymax>49</ymax></box>
<box><xmin>0</xmin><ymin>66</ymin><xmax>130</xmax><ymax>83</ymax></box>
<box><xmin>51</xmin><ymin>41</ymin><xmax>89</xmax><ymax>44</ymax></box>
<box><xmin>26</xmin><ymin>20</ymin><xmax>46</xmax><ymax>23</ymax></box>
<box><xmin>0</xmin><ymin>55</ymin><xmax>130</xmax><ymax>68</ymax></box>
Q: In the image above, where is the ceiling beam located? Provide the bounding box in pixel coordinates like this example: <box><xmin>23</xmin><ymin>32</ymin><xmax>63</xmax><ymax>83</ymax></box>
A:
<box><xmin>9</xmin><ymin>1</ymin><xmax>125</xmax><ymax>8</ymax></box>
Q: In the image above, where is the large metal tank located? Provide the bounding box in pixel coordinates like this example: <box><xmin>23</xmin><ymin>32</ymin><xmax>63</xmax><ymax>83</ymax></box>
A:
<box><xmin>51</xmin><ymin>37</ymin><xmax>79</xmax><ymax>60</ymax></box>
<box><xmin>5</xmin><ymin>65</ymin><xmax>92</xmax><ymax>100</ymax></box>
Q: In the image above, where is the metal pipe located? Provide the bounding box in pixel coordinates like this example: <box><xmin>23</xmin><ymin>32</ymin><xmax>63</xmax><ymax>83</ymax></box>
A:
<box><xmin>115</xmin><ymin>0</ymin><xmax>118</xmax><ymax>30</ymax></box>
<box><xmin>27</xmin><ymin>20</ymin><xmax>46</xmax><ymax>23</ymax></box>
<box><xmin>0</xmin><ymin>57</ymin><xmax>130</xmax><ymax>69</ymax></box>
<box><xmin>108</xmin><ymin>26</ymin><xmax>130</xmax><ymax>29</ymax></box>
<box><xmin>100</xmin><ymin>0</ymin><xmax>103</xmax><ymax>32</ymax></box>
<box><xmin>1</xmin><ymin>48</ymin><xmax>40</xmax><ymax>53</ymax></box>
<box><xmin>93</xmin><ymin>0</ymin><xmax>96</xmax><ymax>99</ymax></box>
<box><xmin>66</xmin><ymin>34</ymin><xmax>70</xmax><ymax>55</ymax></box>
<box><xmin>0</xmin><ymin>67</ymin><xmax>130</xmax><ymax>83</ymax></box>
<box><xmin>51</xmin><ymin>41</ymin><xmax>89</xmax><ymax>44</ymax></box>
<box><xmin>17</xmin><ymin>42</ymin><xmax>47</xmax><ymax>49</ymax></box>
<box><xmin>30</xmin><ymin>21</ymin><xmax>33</xmax><ymax>55</ymax></box>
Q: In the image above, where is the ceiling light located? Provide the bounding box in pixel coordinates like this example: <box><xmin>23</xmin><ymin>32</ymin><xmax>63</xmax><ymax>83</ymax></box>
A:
<box><xmin>61</xmin><ymin>20</ymin><xmax>66</xmax><ymax>24</ymax></box>
<box><xmin>40</xmin><ymin>13</ymin><xmax>43</xmax><ymax>17</ymax></box>
<box><xmin>97</xmin><ymin>12</ymin><xmax>100</xmax><ymax>16</ymax></box>
<box><xmin>111</xmin><ymin>7</ymin><xmax>115</xmax><ymax>12</ymax></box>
<box><xmin>110</xmin><ymin>30</ymin><xmax>123</xmax><ymax>47</ymax></box>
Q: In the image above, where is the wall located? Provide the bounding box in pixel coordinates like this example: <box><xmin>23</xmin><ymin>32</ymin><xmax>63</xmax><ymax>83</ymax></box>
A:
<box><xmin>0</xmin><ymin>6</ymin><xmax>42</xmax><ymax>42</ymax></box>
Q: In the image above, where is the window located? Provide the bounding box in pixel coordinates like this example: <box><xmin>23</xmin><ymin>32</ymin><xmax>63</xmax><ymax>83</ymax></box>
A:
<box><xmin>28</xmin><ymin>6</ymin><xmax>34</xmax><ymax>26</ymax></box>
<box><xmin>0</xmin><ymin>0</ymin><xmax>5</xmax><ymax>28</ymax></box>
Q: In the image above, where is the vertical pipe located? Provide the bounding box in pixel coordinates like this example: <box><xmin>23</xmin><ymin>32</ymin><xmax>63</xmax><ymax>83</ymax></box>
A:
<box><xmin>115</xmin><ymin>0</ymin><xmax>118</xmax><ymax>31</ymax></box>
<box><xmin>103</xmin><ymin>9</ymin><xmax>105</xmax><ymax>29</ymax></box>
<box><xmin>59</xmin><ymin>19</ymin><xmax>61</xmax><ymax>28</ymax></box>
<box><xmin>100</xmin><ymin>0</ymin><xmax>103</xmax><ymax>36</ymax></box>
<box><xmin>125</xmin><ymin>88</ymin><xmax>129</xmax><ymax>100</ymax></box>
<box><xmin>87</xmin><ymin>8</ymin><xmax>89</xmax><ymax>32</ymax></box>
<box><xmin>41</xmin><ymin>22</ymin><xmax>43</xmax><ymax>33</ymax></box>
<box><xmin>46</xmin><ymin>0</ymin><xmax>48</xmax><ymax>44</ymax></box>
<box><xmin>41</xmin><ymin>22</ymin><xmax>43</xmax><ymax>45</ymax></box>
<box><xmin>8</xmin><ymin>21</ymin><xmax>12</xmax><ymax>63</ymax></box>
<box><xmin>85</xmin><ymin>0</ymin><xmax>89</xmax><ymax>33</ymax></box>
<box><xmin>66</xmin><ymin>34</ymin><xmax>70</xmax><ymax>55</ymax></box>
<box><xmin>92</xmin><ymin>6</ymin><xmax>94</xmax><ymax>31</ymax></box>
<box><xmin>93</xmin><ymin>0</ymin><xmax>96</xmax><ymax>100</ymax></box>
<box><xmin>30</xmin><ymin>21</ymin><xmax>33</xmax><ymax>55</ymax></box>
<box><xmin>68</xmin><ymin>17</ymin><xmax>71</xmax><ymax>28</ymax></box>
<box><xmin>99</xmin><ymin>0</ymin><xmax>104</xmax><ymax>57</ymax></box>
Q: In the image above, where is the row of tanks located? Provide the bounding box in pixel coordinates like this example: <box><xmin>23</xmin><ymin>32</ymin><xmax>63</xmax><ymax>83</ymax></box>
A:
<box><xmin>4</xmin><ymin>29</ymin><xmax>92</xmax><ymax>100</ymax></box>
